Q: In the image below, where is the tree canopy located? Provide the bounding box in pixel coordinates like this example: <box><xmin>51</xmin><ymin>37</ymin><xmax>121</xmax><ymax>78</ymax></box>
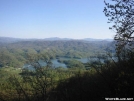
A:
<box><xmin>104</xmin><ymin>0</ymin><xmax>134</xmax><ymax>51</ymax></box>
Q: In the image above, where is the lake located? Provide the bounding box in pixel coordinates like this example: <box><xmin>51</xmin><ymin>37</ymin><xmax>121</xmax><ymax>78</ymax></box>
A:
<box><xmin>23</xmin><ymin>57</ymin><xmax>90</xmax><ymax>70</ymax></box>
<box><xmin>23</xmin><ymin>57</ymin><xmax>113</xmax><ymax>70</ymax></box>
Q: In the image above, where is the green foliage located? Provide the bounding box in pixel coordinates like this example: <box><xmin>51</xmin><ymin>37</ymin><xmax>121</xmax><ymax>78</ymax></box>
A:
<box><xmin>0</xmin><ymin>66</ymin><xmax>76</xmax><ymax>101</ymax></box>
<box><xmin>0</xmin><ymin>40</ymin><xmax>112</xmax><ymax>68</ymax></box>
<box><xmin>0</xmin><ymin>50</ymin><xmax>134</xmax><ymax>101</ymax></box>
<box><xmin>63</xmin><ymin>59</ymin><xmax>85</xmax><ymax>69</ymax></box>
<box><xmin>49</xmin><ymin>53</ymin><xmax>134</xmax><ymax>101</ymax></box>
<box><xmin>1</xmin><ymin>39</ymin><xmax>134</xmax><ymax>101</ymax></box>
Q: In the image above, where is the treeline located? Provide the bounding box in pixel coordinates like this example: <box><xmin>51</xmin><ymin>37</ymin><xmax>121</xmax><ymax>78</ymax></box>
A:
<box><xmin>0</xmin><ymin>40</ymin><xmax>114</xmax><ymax>68</ymax></box>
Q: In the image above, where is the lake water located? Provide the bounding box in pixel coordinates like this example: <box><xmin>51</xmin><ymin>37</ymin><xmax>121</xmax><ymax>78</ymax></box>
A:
<box><xmin>58</xmin><ymin>57</ymin><xmax>89</xmax><ymax>63</ymax></box>
<box><xmin>23</xmin><ymin>57</ymin><xmax>113</xmax><ymax>70</ymax></box>
<box><xmin>23</xmin><ymin>57</ymin><xmax>90</xmax><ymax>69</ymax></box>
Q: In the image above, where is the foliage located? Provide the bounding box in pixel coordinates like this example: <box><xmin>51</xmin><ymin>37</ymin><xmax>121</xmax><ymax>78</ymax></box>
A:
<box><xmin>63</xmin><ymin>59</ymin><xmax>85</xmax><ymax>69</ymax></box>
<box><xmin>48</xmin><ymin>52</ymin><xmax>134</xmax><ymax>101</ymax></box>
<box><xmin>0</xmin><ymin>49</ymin><xmax>134</xmax><ymax>101</ymax></box>
<box><xmin>0</xmin><ymin>40</ymin><xmax>112</xmax><ymax>68</ymax></box>
<box><xmin>104</xmin><ymin>0</ymin><xmax>134</xmax><ymax>51</ymax></box>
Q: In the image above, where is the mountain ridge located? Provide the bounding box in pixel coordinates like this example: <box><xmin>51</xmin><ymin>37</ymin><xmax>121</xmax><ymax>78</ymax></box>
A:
<box><xmin>0</xmin><ymin>37</ymin><xmax>113</xmax><ymax>43</ymax></box>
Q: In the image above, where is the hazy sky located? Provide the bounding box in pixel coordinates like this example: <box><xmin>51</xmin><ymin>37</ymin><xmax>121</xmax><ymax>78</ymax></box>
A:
<box><xmin>0</xmin><ymin>0</ymin><xmax>115</xmax><ymax>39</ymax></box>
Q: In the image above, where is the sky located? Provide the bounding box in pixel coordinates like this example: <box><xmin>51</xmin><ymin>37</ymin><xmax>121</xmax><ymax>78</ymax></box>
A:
<box><xmin>0</xmin><ymin>0</ymin><xmax>115</xmax><ymax>39</ymax></box>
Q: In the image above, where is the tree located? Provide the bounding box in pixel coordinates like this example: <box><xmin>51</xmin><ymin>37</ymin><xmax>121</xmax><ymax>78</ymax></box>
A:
<box><xmin>104</xmin><ymin>0</ymin><xmax>134</xmax><ymax>52</ymax></box>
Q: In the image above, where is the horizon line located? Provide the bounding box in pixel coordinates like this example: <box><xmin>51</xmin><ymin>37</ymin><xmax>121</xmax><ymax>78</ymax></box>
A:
<box><xmin>0</xmin><ymin>36</ymin><xmax>113</xmax><ymax>40</ymax></box>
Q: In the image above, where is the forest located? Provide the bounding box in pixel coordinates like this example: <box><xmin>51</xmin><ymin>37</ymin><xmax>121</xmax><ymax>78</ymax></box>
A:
<box><xmin>0</xmin><ymin>37</ymin><xmax>134</xmax><ymax>101</ymax></box>
<box><xmin>0</xmin><ymin>39</ymin><xmax>114</xmax><ymax>68</ymax></box>
<box><xmin>0</xmin><ymin>0</ymin><xmax>134</xmax><ymax>100</ymax></box>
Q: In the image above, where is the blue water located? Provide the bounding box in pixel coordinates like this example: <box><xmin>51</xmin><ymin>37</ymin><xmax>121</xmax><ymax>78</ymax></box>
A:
<box><xmin>23</xmin><ymin>57</ymin><xmax>115</xmax><ymax>70</ymax></box>
<box><xmin>23</xmin><ymin>57</ymin><xmax>108</xmax><ymax>70</ymax></box>
<box><xmin>23</xmin><ymin>58</ymin><xmax>89</xmax><ymax>70</ymax></box>
<box><xmin>51</xmin><ymin>59</ymin><xmax>67</xmax><ymax>68</ymax></box>
<box><xmin>58</xmin><ymin>57</ymin><xmax>90</xmax><ymax>63</ymax></box>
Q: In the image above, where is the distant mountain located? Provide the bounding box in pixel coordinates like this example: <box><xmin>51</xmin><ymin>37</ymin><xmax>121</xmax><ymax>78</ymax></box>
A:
<box><xmin>44</xmin><ymin>37</ymin><xmax>72</xmax><ymax>41</ymax></box>
<box><xmin>0</xmin><ymin>37</ymin><xmax>113</xmax><ymax>43</ymax></box>
<box><xmin>43</xmin><ymin>37</ymin><xmax>61</xmax><ymax>40</ymax></box>
<box><xmin>42</xmin><ymin>37</ymin><xmax>113</xmax><ymax>42</ymax></box>
<box><xmin>102</xmin><ymin>39</ymin><xmax>113</xmax><ymax>41</ymax></box>
<box><xmin>0</xmin><ymin>37</ymin><xmax>40</xmax><ymax>43</ymax></box>
<box><xmin>83</xmin><ymin>38</ymin><xmax>113</xmax><ymax>41</ymax></box>
<box><xmin>0</xmin><ymin>37</ymin><xmax>23</xmax><ymax>43</ymax></box>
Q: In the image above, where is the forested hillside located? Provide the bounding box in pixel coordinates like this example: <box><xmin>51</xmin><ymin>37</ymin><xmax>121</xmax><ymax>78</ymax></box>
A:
<box><xmin>0</xmin><ymin>39</ymin><xmax>114</xmax><ymax>68</ymax></box>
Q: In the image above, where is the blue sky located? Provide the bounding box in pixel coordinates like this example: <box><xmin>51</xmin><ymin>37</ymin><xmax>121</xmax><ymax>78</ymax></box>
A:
<box><xmin>0</xmin><ymin>0</ymin><xmax>114</xmax><ymax>39</ymax></box>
